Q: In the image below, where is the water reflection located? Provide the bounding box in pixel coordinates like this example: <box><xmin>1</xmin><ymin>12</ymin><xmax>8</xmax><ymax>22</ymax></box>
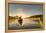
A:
<box><xmin>8</xmin><ymin>17</ymin><xmax>41</xmax><ymax>30</ymax></box>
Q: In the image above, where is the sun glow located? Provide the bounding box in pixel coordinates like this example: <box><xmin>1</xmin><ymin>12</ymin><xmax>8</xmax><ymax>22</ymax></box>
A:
<box><xmin>10</xmin><ymin>8</ymin><xmax>30</xmax><ymax>18</ymax></box>
<box><xmin>17</xmin><ymin>14</ymin><xmax>29</xmax><ymax>18</ymax></box>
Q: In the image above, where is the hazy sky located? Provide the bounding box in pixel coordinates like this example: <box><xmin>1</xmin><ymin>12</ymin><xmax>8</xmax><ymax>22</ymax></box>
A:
<box><xmin>9</xmin><ymin>4</ymin><xmax>43</xmax><ymax>17</ymax></box>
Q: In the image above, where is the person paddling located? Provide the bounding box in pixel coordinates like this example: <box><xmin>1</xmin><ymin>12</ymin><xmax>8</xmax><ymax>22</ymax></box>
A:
<box><xmin>18</xmin><ymin>16</ymin><xmax>23</xmax><ymax>25</ymax></box>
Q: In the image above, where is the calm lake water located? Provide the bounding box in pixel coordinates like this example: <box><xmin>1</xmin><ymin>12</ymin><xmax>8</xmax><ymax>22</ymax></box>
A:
<box><xmin>8</xmin><ymin>18</ymin><xmax>41</xmax><ymax>30</ymax></box>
